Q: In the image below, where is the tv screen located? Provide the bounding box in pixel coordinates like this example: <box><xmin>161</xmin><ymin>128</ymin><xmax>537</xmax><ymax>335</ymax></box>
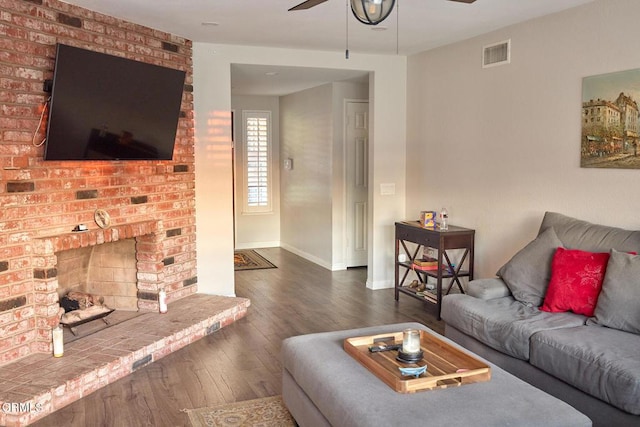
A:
<box><xmin>44</xmin><ymin>44</ymin><xmax>186</xmax><ymax>161</ymax></box>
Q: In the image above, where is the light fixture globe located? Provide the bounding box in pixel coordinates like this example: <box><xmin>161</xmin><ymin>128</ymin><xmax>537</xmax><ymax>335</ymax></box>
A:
<box><xmin>350</xmin><ymin>0</ymin><xmax>396</xmax><ymax>25</ymax></box>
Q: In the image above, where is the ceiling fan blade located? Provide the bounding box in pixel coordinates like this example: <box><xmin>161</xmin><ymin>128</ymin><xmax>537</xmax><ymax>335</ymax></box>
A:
<box><xmin>448</xmin><ymin>0</ymin><xmax>477</xmax><ymax>3</ymax></box>
<box><xmin>289</xmin><ymin>0</ymin><xmax>329</xmax><ymax>11</ymax></box>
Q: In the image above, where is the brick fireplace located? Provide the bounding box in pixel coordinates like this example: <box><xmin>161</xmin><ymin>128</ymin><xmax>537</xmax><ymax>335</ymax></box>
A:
<box><xmin>0</xmin><ymin>0</ymin><xmax>198</xmax><ymax>366</ymax></box>
<box><xmin>31</xmin><ymin>221</ymin><xmax>166</xmax><ymax>351</ymax></box>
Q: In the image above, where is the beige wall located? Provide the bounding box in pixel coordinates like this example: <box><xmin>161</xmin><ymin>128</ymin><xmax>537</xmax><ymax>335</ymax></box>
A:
<box><xmin>406</xmin><ymin>0</ymin><xmax>640</xmax><ymax>280</ymax></box>
<box><xmin>280</xmin><ymin>84</ymin><xmax>334</xmax><ymax>267</ymax></box>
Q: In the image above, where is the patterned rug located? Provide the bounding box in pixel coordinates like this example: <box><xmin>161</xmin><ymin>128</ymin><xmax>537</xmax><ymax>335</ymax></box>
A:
<box><xmin>234</xmin><ymin>250</ymin><xmax>276</xmax><ymax>271</ymax></box>
<box><xmin>184</xmin><ymin>396</ymin><xmax>295</xmax><ymax>427</ymax></box>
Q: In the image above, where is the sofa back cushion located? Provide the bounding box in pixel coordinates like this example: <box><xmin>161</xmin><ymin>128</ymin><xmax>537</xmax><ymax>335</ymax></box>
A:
<box><xmin>538</xmin><ymin>212</ymin><xmax>640</xmax><ymax>253</ymax></box>
<box><xmin>497</xmin><ymin>227</ymin><xmax>563</xmax><ymax>307</ymax></box>
<box><xmin>591</xmin><ymin>250</ymin><xmax>640</xmax><ymax>334</ymax></box>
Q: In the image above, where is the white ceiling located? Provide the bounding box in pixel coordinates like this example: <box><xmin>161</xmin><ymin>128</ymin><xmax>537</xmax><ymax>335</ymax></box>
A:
<box><xmin>60</xmin><ymin>0</ymin><xmax>597</xmax><ymax>95</ymax></box>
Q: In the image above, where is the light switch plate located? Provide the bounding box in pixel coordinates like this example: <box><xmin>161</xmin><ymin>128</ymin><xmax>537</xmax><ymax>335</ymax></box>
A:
<box><xmin>380</xmin><ymin>183</ymin><xmax>395</xmax><ymax>195</ymax></box>
<box><xmin>284</xmin><ymin>158</ymin><xmax>293</xmax><ymax>170</ymax></box>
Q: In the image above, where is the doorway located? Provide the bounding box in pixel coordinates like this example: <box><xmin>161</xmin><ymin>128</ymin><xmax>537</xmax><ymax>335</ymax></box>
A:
<box><xmin>231</xmin><ymin>64</ymin><xmax>370</xmax><ymax>270</ymax></box>
<box><xmin>345</xmin><ymin>101</ymin><xmax>369</xmax><ymax>267</ymax></box>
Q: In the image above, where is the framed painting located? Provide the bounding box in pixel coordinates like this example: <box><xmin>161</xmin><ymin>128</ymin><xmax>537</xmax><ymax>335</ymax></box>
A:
<box><xmin>581</xmin><ymin>68</ymin><xmax>640</xmax><ymax>168</ymax></box>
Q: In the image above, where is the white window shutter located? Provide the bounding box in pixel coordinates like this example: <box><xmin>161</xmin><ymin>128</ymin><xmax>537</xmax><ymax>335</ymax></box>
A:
<box><xmin>243</xmin><ymin>111</ymin><xmax>272</xmax><ymax>213</ymax></box>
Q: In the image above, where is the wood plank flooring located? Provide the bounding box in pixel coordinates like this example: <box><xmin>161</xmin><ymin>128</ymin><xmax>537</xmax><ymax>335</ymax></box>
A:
<box><xmin>33</xmin><ymin>248</ymin><xmax>442</xmax><ymax>427</ymax></box>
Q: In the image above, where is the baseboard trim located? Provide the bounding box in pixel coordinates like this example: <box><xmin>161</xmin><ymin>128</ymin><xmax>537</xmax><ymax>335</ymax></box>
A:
<box><xmin>280</xmin><ymin>243</ymin><xmax>332</xmax><ymax>270</ymax></box>
<box><xmin>366</xmin><ymin>278</ymin><xmax>393</xmax><ymax>290</ymax></box>
<box><xmin>234</xmin><ymin>242</ymin><xmax>280</xmax><ymax>250</ymax></box>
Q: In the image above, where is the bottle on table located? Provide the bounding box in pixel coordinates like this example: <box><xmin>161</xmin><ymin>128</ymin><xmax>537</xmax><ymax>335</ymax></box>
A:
<box><xmin>440</xmin><ymin>208</ymin><xmax>449</xmax><ymax>231</ymax></box>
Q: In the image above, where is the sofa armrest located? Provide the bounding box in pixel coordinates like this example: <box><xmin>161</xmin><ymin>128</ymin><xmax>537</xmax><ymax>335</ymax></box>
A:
<box><xmin>466</xmin><ymin>278</ymin><xmax>512</xmax><ymax>300</ymax></box>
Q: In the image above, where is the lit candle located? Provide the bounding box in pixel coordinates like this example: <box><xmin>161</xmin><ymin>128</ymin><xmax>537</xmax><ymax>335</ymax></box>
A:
<box><xmin>159</xmin><ymin>288</ymin><xmax>168</xmax><ymax>314</ymax></box>
<box><xmin>53</xmin><ymin>324</ymin><xmax>64</xmax><ymax>357</ymax></box>
<box><xmin>402</xmin><ymin>329</ymin><xmax>421</xmax><ymax>354</ymax></box>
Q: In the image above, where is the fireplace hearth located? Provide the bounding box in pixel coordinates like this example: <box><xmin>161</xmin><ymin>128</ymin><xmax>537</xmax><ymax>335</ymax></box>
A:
<box><xmin>0</xmin><ymin>294</ymin><xmax>251</xmax><ymax>426</ymax></box>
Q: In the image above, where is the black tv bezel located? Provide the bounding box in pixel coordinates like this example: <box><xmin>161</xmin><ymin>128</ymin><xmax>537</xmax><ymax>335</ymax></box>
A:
<box><xmin>43</xmin><ymin>43</ymin><xmax>186</xmax><ymax>161</ymax></box>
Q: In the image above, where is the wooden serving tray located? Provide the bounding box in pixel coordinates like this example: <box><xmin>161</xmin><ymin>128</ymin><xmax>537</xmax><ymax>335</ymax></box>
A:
<box><xmin>344</xmin><ymin>330</ymin><xmax>491</xmax><ymax>393</ymax></box>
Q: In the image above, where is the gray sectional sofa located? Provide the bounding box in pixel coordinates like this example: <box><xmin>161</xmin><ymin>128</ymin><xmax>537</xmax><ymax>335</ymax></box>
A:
<box><xmin>442</xmin><ymin>212</ymin><xmax>640</xmax><ymax>427</ymax></box>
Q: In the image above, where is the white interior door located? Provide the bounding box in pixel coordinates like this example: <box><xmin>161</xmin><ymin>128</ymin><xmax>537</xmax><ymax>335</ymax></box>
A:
<box><xmin>345</xmin><ymin>101</ymin><xmax>369</xmax><ymax>267</ymax></box>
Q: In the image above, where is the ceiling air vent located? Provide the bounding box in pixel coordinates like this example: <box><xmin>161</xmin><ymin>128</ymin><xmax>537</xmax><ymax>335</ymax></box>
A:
<box><xmin>483</xmin><ymin>39</ymin><xmax>510</xmax><ymax>68</ymax></box>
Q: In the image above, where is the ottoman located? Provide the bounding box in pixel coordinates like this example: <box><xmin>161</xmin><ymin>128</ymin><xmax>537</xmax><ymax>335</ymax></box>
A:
<box><xmin>282</xmin><ymin>323</ymin><xmax>591</xmax><ymax>427</ymax></box>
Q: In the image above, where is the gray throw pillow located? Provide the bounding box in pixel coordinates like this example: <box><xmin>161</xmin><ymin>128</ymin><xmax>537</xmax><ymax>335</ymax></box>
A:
<box><xmin>497</xmin><ymin>227</ymin><xmax>563</xmax><ymax>307</ymax></box>
<box><xmin>592</xmin><ymin>250</ymin><xmax>640</xmax><ymax>334</ymax></box>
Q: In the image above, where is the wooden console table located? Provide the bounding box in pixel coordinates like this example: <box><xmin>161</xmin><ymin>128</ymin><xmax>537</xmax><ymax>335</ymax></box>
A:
<box><xmin>394</xmin><ymin>221</ymin><xmax>475</xmax><ymax>319</ymax></box>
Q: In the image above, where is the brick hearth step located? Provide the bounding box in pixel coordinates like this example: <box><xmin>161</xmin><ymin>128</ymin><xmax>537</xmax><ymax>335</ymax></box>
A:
<box><xmin>0</xmin><ymin>294</ymin><xmax>250</xmax><ymax>427</ymax></box>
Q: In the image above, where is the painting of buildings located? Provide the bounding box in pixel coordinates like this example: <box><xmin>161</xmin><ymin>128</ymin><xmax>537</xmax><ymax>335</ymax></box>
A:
<box><xmin>582</xmin><ymin>69</ymin><xmax>640</xmax><ymax>168</ymax></box>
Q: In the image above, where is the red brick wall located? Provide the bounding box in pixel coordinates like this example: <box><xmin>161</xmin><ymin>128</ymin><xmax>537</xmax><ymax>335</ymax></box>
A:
<box><xmin>0</xmin><ymin>0</ymin><xmax>196</xmax><ymax>365</ymax></box>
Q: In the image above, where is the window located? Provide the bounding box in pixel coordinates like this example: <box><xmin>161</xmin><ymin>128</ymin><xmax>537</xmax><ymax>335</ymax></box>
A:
<box><xmin>242</xmin><ymin>110</ymin><xmax>272</xmax><ymax>213</ymax></box>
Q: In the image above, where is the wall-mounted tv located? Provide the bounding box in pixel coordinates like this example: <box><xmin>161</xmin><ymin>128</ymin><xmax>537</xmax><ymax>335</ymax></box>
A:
<box><xmin>44</xmin><ymin>44</ymin><xmax>186</xmax><ymax>161</ymax></box>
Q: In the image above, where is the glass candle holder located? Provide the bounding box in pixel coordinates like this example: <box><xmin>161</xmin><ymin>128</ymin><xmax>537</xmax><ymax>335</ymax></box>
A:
<box><xmin>402</xmin><ymin>329</ymin><xmax>421</xmax><ymax>354</ymax></box>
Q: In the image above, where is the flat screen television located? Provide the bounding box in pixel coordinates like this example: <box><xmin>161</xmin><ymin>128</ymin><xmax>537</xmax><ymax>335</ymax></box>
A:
<box><xmin>44</xmin><ymin>44</ymin><xmax>186</xmax><ymax>161</ymax></box>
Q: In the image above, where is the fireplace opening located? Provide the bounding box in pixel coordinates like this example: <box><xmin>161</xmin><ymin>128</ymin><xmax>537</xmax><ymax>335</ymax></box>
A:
<box><xmin>55</xmin><ymin>238</ymin><xmax>141</xmax><ymax>340</ymax></box>
<box><xmin>56</xmin><ymin>239</ymin><xmax>139</xmax><ymax>310</ymax></box>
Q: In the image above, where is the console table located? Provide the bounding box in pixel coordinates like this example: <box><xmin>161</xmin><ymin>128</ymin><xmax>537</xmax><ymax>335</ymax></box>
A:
<box><xmin>394</xmin><ymin>221</ymin><xmax>475</xmax><ymax>319</ymax></box>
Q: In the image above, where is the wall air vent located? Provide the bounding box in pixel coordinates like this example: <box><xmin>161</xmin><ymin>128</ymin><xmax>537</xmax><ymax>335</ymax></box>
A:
<box><xmin>483</xmin><ymin>39</ymin><xmax>511</xmax><ymax>68</ymax></box>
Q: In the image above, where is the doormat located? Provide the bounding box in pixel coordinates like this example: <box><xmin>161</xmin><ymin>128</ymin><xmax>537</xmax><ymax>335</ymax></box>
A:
<box><xmin>234</xmin><ymin>250</ymin><xmax>276</xmax><ymax>271</ymax></box>
<box><xmin>183</xmin><ymin>395</ymin><xmax>295</xmax><ymax>427</ymax></box>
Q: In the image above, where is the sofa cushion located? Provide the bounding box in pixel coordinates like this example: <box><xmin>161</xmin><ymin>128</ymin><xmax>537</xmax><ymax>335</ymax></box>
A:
<box><xmin>591</xmin><ymin>250</ymin><xmax>640</xmax><ymax>334</ymax></box>
<box><xmin>497</xmin><ymin>227</ymin><xmax>563</xmax><ymax>307</ymax></box>
<box><xmin>466</xmin><ymin>278</ymin><xmax>511</xmax><ymax>300</ymax></box>
<box><xmin>540</xmin><ymin>248</ymin><xmax>609</xmax><ymax>316</ymax></box>
<box><xmin>530</xmin><ymin>325</ymin><xmax>640</xmax><ymax>415</ymax></box>
<box><xmin>538</xmin><ymin>211</ymin><xmax>640</xmax><ymax>253</ymax></box>
<box><xmin>441</xmin><ymin>294</ymin><xmax>586</xmax><ymax>360</ymax></box>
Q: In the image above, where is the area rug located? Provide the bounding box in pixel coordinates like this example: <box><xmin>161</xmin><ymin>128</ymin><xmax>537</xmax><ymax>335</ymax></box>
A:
<box><xmin>184</xmin><ymin>396</ymin><xmax>295</xmax><ymax>427</ymax></box>
<box><xmin>234</xmin><ymin>249</ymin><xmax>276</xmax><ymax>271</ymax></box>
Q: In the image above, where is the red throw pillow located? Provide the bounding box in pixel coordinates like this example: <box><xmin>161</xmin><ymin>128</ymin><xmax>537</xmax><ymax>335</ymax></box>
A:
<box><xmin>541</xmin><ymin>248</ymin><xmax>610</xmax><ymax>316</ymax></box>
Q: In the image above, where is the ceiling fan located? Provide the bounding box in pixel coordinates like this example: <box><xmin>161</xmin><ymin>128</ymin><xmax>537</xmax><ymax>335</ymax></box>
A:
<box><xmin>289</xmin><ymin>0</ymin><xmax>476</xmax><ymax>12</ymax></box>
